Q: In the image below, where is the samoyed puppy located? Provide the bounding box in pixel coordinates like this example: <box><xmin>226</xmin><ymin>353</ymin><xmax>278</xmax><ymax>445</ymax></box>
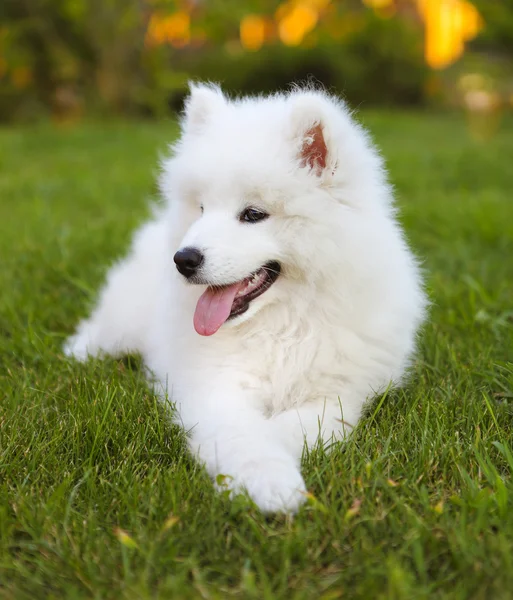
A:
<box><xmin>65</xmin><ymin>83</ymin><xmax>426</xmax><ymax>513</ymax></box>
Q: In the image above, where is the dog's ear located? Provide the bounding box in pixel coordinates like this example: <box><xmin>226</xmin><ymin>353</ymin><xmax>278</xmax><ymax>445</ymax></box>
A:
<box><xmin>298</xmin><ymin>123</ymin><xmax>327</xmax><ymax>175</ymax></box>
<box><xmin>183</xmin><ymin>82</ymin><xmax>225</xmax><ymax>133</ymax></box>
<box><xmin>289</xmin><ymin>93</ymin><xmax>333</xmax><ymax>177</ymax></box>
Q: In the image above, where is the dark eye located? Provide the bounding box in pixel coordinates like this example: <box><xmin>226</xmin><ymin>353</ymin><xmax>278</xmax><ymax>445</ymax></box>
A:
<box><xmin>240</xmin><ymin>207</ymin><xmax>269</xmax><ymax>223</ymax></box>
<box><xmin>200</xmin><ymin>204</ymin><xmax>204</xmax><ymax>214</ymax></box>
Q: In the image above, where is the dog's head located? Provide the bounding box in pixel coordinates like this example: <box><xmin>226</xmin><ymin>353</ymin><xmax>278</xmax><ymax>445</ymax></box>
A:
<box><xmin>161</xmin><ymin>83</ymin><xmax>390</xmax><ymax>336</ymax></box>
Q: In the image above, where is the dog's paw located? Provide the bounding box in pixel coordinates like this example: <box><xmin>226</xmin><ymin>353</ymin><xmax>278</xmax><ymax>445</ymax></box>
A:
<box><xmin>63</xmin><ymin>331</ymin><xmax>93</xmax><ymax>361</ymax></box>
<box><xmin>219</xmin><ymin>459</ymin><xmax>307</xmax><ymax>514</ymax></box>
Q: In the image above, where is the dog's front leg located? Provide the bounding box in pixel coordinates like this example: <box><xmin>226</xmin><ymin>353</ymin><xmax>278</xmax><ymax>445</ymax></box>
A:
<box><xmin>270</xmin><ymin>394</ymin><xmax>364</xmax><ymax>460</ymax></box>
<box><xmin>178</xmin><ymin>384</ymin><xmax>307</xmax><ymax>514</ymax></box>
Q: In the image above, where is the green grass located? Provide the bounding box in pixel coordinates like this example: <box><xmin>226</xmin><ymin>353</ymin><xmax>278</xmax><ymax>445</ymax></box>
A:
<box><xmin>1</xmin><ymin>112</ymin><xmax>512</xmax><ymax>599</ymax></box>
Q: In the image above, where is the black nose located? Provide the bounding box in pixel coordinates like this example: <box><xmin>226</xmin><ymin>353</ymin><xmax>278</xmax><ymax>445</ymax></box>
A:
<box><xmin>174</xmin><ymin>247</ymin><xmax>204</xmax><ymax>278</ymax></box>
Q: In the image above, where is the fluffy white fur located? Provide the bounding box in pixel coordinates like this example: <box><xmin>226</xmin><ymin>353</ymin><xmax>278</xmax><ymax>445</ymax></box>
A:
<box><xmin>65</xmin><ymin>83</ymin><xmax>426</xmax><ymax>513</ymax></box>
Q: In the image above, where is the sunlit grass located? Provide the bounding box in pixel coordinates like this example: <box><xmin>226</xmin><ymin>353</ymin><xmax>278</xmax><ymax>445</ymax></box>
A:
<box><xmin>0</xmin><ymin>113</ymin><xmax>512</xmax><ymax>598</ymax></box>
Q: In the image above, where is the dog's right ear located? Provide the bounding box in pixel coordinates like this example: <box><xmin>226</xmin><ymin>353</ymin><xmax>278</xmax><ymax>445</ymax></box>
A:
<box><xmin>183</xmin><ymin>82</ymin><xmax>226</xmax><ymax>133</ymax></box>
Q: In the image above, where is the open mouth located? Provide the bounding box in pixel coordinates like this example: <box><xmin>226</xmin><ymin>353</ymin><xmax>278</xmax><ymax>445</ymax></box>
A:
<box><xmin>193</xmin><ymin>261</ymin><xmax>281</xmax><ymax>336</ymax></box>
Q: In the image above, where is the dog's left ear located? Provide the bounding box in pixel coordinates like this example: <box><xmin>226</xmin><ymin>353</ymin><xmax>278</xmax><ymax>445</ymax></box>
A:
<box><xmin>289</xmin><ymin>93</ymin><xmax>334</xmax><ymax>177</ymax></box>
<box><xmin>299</xmin><ymin>123</ymin><xmax>327</xmax><ymax>176</ymax></box>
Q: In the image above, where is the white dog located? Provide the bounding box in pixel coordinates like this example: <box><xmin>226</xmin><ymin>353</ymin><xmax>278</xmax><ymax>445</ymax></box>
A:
<box><xmin>65</xmin><ymin>83</ymin><xmax>426</xmax><ymax>513</ymax></box>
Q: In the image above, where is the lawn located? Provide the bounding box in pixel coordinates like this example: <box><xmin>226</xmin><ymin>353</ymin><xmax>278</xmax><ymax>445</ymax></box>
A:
<box><xmin>0</xmin><ymin>112</ymin><xmax>512</xmax><ymax>600</ymax></box>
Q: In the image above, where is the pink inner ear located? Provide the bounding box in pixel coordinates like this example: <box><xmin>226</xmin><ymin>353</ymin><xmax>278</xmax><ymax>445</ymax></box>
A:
<box><xmin>300</xmin><ymin>124</ymin><xmax>328</xmax><ymax>174</ymax></box>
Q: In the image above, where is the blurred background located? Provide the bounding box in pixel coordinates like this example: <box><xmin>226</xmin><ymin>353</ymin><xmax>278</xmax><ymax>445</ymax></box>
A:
<box><xmin>0</xmin><ymin>0</ymin><xmax>512</xmax><ymax>124</ymax></box>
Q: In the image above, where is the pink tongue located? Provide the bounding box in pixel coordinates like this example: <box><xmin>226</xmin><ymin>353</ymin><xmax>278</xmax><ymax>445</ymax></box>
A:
<box><xmin>194</xmin><ymin>282</ymin><xmax>243</xmax><ymax>336</ymax></box>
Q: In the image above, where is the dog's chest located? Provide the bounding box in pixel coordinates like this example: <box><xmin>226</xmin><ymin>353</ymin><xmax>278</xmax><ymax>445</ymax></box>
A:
<box><xmin>239</xmin><ymin>328</ymin><xmax>343</xmax><ymax>413</ymax></box>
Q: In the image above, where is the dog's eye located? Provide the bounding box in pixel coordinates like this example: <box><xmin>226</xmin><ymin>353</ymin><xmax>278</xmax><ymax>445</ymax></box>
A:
<box><xmin>240</xmin><ymin>207</ymin><xmax>269</xmax><ymax>224</ymax></box>
<box><xmin>200</xmin><ymin>204</ymin><xmax>204</xmax><ymax>214</ymax></box>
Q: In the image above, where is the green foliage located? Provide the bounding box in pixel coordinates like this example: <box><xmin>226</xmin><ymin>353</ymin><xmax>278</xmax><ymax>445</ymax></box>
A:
<box><xmin>1</xmin><ymin>113</ymin><xmax>513</xmax><ymax>597</ymax></box>
<box><xmin>473</xmin><ymin>0</ymin><xmax>513</xmax><ymax>54</ymax></box>
<box><xmin>0</xmin><ymin>0</ymin><xmax>149</xmax><ymax>121</ymax></box>
<box><xmin>0</xmin><ymin>1</ymin><xmax>428</xmax><ymax>121</ymax></box>
<box><xmin>168</xmin><ymin>13</ymin><xmax>426</xmax><ymax>109</ymax></box>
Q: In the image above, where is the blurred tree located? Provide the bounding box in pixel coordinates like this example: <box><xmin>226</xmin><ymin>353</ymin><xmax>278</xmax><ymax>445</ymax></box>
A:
<box><xmin>0</xmin><ymin>0</ymin><xmax>150</xmax><ymax>119</ymax></box>
<box><xmin>0</xmin><ymin>0</ymin><xmax>95</xmax><ymax>117</ymax></box>
<box><xmin>473</xmin><ymin>0</ymin><xmax>513</xmax><ymax>55</ymax></box>
<box><xmin>0</xmin><ymin>0</ymin><xmax>454</xmax><ymax>120</ymax></box>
